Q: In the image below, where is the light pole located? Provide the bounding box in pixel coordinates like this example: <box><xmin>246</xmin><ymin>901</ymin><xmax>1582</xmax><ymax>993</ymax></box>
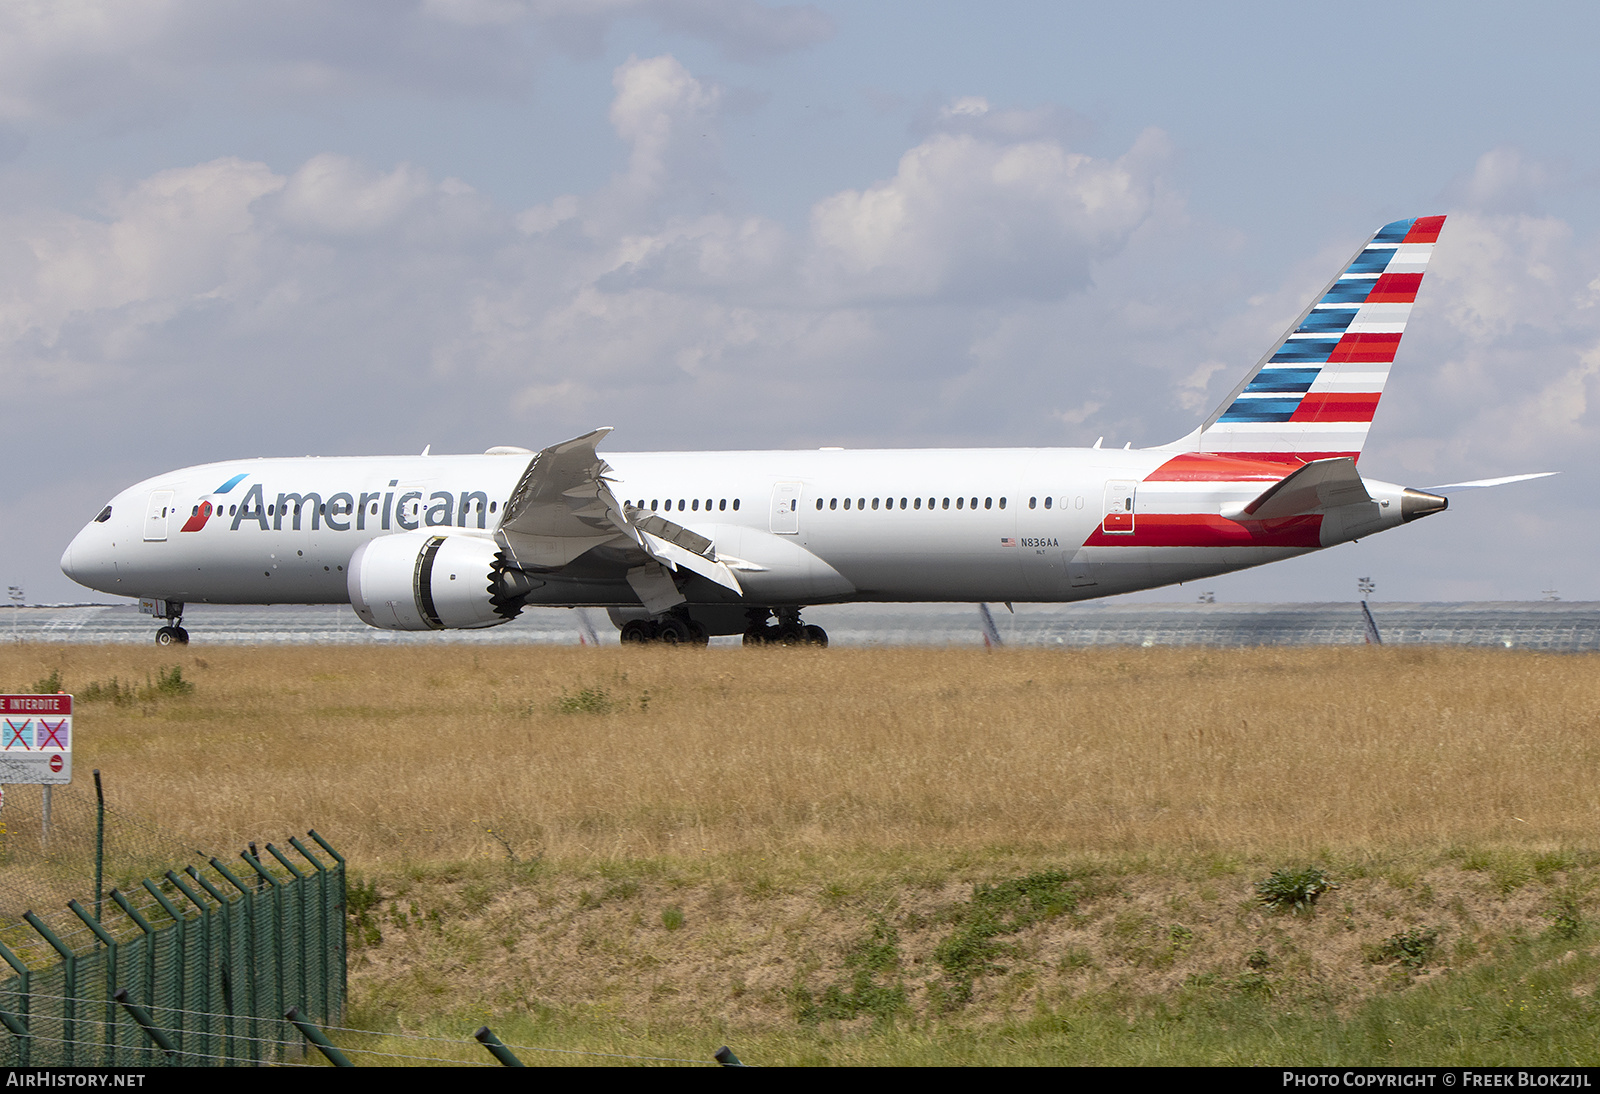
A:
<box><xmin>1357</xmin><ymin>577</ymin><xmax>1382</xmax><ymax>645</ymax></box>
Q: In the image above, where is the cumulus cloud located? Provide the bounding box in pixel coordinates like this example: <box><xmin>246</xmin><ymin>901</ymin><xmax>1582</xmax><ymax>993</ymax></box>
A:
<box><xmin>0</xmin><ymin>69</ymin><xmax>1173</xmax><ymax>464</ymax></box>
<box><xmin>0</xmin><ymin>0</ymin><xmax>831</xmax><ymax>123</ymax></box>
<box><xmin>805</xmin><ymin>126</ymin><xmax>1167</xmax><ymax>303</ymax></box>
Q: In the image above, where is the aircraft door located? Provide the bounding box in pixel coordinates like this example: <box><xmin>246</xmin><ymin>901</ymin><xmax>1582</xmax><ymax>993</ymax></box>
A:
<box><xmin>770</xmin><ymin>481</ymin><xmax>802</xmax><ymax>535</ymax></box>
<box><xmin>1101</xmin><ymin>481</ymin><xmax>1137</xmax><ymax>535</ymax></box>
<box><xmin>143</xmin><ymin>491</ymin><xmax>174</xmax><ymax>542</ymax></box>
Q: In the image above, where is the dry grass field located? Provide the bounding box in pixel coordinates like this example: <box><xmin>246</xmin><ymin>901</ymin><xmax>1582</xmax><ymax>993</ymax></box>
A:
<box><xmin>5</xmin><ymin>643</ymin><xmax>1599</xmax><ymax>861</ymax></box>
<box><xmin>5</xmin><ymin>643</ymin><xmax>1600</xmax><ymax>1064</ymax></box>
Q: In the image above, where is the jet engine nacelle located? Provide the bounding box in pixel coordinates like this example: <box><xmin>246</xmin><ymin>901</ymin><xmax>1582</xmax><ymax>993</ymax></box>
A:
<box><xmin>347</xmin><ymin>531</ymin><xmax>523</xmax><ymax>631</ymax></box>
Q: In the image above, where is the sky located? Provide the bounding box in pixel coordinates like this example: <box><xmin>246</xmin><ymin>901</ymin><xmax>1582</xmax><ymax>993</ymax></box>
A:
<box><xmin>4</xmin><ymin>0</ymin><xmax>1598</xmax><ymax>607</ymax></box>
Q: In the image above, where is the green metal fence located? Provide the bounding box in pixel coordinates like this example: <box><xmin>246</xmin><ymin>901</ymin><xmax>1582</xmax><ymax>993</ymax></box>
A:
<box><xmin>0</xmin><ymin>831</ymin><xmax>345</xmax><ymax>1066</ymax></box>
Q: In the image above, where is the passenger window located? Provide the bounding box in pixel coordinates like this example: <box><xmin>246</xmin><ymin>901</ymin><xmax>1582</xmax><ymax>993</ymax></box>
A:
<box><xmin>900</xmin><ymin>497</ymin><xmax>907</xmax><ymax>509</ymax></box>
<box><xmin>815</xmin><ymin>498</ymin><xmax>823</xmax><ymax>510</ymax></box>
<box><xmin>942</xmin><ymin>498</ymin><xmax>949</xmax><ymax>509</ymax></box>
<box><xmin>830</xmin><ymin>498</ymin><xmax>837</xmax><ymax>510</ymax></box>
<box><xmin>914</xmin><ymin>497</ymin><xmax>921</xmax><ymax>510</ymax></box>
<box><xmin>1044</xmin><ymin>497</ymin><xmax>1052</xmax><ymax>509</ymax></box>
<box><xmin>720</xmin><ymin>499</ymin><xmax>726</xmax><ymax>511</ymax></box>
<box><xmin>858</xmin><ymin>498</ymin><xmax>865</xmax><ymax>510</ymax></box>
<box><xmin>1029</xmin><ymin>497</ymin><xmax>1037</xmax><ymax>509</ymax></box>
<box><xmin>844</xmin><ymin>498</ymin><xmax>851</xmax><ymax>510</ymax></box>
<box><xmin>999</xmin><ymin>498</ymin><xmax>1006</xmax><ymax>509</ymax></box>
<box><xmin>872</xmin><ymin>498</ymin><xmax>879</xmax><ymax>510</ymax></box>
<box><xmin>956</xmin><ymin>497</ymin><xmax>963</xmax><ymax>509</ymax></box>
<box><xmin>971</xmin><ymin>498</ymin><xmax>978</xmax><ymax>510</ymax></box>
<box><xmin>985</xmin><ymin>497</ymin><xmax>992</xmax><ymax>510</ymax></box>
<box><xmin>692</xmin><ymin>499</ymin><xmax>700</xmax><ymax>511</ymax></box>
<box><xmin>733</xmin><ymin>499</ymin><xmax>740</xmax><ymax>510</ymax></box>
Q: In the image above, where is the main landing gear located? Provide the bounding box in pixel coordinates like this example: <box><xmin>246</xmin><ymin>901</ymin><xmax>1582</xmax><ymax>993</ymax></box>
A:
<box><xmin>741</xmin><ymin>607</ymin><xmax>827</xmax><ymax>647</ymax></box>
<box><xmin>618</xmin><ymin>610</ymin><xmax>710</xmax><ymax>646</ymax></box>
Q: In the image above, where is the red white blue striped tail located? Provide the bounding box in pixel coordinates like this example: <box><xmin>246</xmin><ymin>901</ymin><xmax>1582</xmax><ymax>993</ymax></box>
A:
<box><xmin>1196</xmin><ymin>216</ymin><xmax>1445</xmax><ymax>463</ymax></box>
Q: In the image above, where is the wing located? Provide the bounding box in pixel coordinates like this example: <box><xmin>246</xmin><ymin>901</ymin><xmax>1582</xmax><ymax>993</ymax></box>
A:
<box><xmin>495</xmin><ymin>428</ymin><xmax>742</xmax><ymax>611</ymax></box>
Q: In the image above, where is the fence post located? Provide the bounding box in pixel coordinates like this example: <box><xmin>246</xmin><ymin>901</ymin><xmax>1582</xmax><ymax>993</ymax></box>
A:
<box><xmin>264</xmin><ymin>844</ymin><xmax>307</xmax><ymax>1028</ymax></box>
<box><xmin>210</xmin><ymin>858</ymin><xmax>262</xmax><ymax>1065</ymax></box>
<box><xmin>111</xmin><ymin>989</ymin><xmax>177</xmax><ymax>1064</ymax></box>
<box><xmin>165</xmin><ymin>872</ymin><xmax>217</xmax><ymax>1065</ymax></box>
<box><xmin>67</xmin><ymin>900</ymin><xmax>118</xmax><ymax>1066</ymax></box>
<box><xmin>139</xmin><ymin>879</ymin><xmax>188</xmax><ymax>1063</ymax></box>
<box><xmin>0</xmin><ymin>938</ymin><xmax>30</xmax><ymax>1067</ymax></box>
<box><xmin>186</xmin><ymin>867</ymin><xmax>238</xmax><ymax>1066</ymax></box>
<box><xmin>22</xmin><ymin>912</ymin><xmax>75</xmax><ymax>1067</ymax></box>
<box><xmin>306</xmin><ymin>830</ymin><xmax>346</xmax><ymax>1023</ymax></box>
<box><xmin>288</xmin><ymin>837</ymin><xmax>330</xmax><ymax>1024</ymax></box>
<box><xmin>109</xmin><ymin>890</ymin><xmax>157</xmax><ymax>1068</ymax></box>
<box><xmin>474</xmin><ymin>1026</ymin><xmax>526</xmax><ymax>1067</ymax></box>
<box><xmin>0</xmin><ymin>1006</ymin><xmax>29</xmax><ymax>1066</ymax></box>
<box><xmin>93</xmin><ymin>770</ymin><xmax>105</xmax><ymax>926</ymax></box>
<box><xmin>284</xmin><ymin>1006</ymin><xmax>352</xmax><ymax>1067</ymax></box>
<box><xmin>240</xmin><ymin>850</ymin><xmax>288</xmax><ymax>1060</ymax></box>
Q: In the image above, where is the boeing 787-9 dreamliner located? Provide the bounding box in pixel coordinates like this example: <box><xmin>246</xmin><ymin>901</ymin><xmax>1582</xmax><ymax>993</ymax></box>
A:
<box><xmin>59</xmin><ymin>215</ymin><xmax>1550</xmax><ymax>645</ymax></box>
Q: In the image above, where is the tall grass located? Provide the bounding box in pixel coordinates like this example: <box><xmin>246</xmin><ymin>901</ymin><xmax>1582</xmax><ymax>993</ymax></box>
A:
<box><xmin>6</xmin><ymin>644</ymin><xmax>1599</xmax><ymax>865</ymax></box>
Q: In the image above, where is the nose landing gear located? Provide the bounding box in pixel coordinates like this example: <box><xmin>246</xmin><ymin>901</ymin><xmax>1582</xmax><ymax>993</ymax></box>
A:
<box><xmin>146</xmin><ymin>599</ymin><xmax>189</xmax><ymax>645</ymax></box>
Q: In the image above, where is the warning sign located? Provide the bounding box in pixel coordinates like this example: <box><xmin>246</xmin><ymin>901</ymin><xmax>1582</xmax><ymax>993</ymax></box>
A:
<box><xmin>0</xmin><ymin>694</ymin><xmax>73</xmax><ymax>785</ymax></box>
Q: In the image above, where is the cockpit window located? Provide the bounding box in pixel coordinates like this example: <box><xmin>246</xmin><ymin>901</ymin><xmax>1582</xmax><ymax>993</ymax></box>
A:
<box><xmin>94</xmin><ymin>505</ymin><xmax>112</xmax><ymax>523</ymax></box>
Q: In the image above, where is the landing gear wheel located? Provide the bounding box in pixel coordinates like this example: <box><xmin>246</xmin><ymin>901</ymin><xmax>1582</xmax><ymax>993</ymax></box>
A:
<box><xmin>803</xmin><ymin>625</ymin><xmax>828</xmax><ymax>647</ymax></box>
<box><xmin>686</xmin><ymin>620</ymin><xmax>710</xmax><ymax>646</ymax></box>
<box><xmin>657</xmin><ymin>616</ymin><xmax>692</xmax><ymax>645</ymax></box>
<box><xmin>173</xmin><ymin>627</ymin><xmax>190</xmax><ymax>645</ymax></box>
<box><xmin>777</xmin><ymin>622</ymin><xmax>806</xmax><ymax>646</ymax></box>
<box><xmin>620</xmin><ymin>620</ymin><xmax>654</xmax><ymax>644</ymax></box>
<box><xmin>155</xmin><ymin>626</ymin><xmax>178</xmax><ymax>647</ymax></box>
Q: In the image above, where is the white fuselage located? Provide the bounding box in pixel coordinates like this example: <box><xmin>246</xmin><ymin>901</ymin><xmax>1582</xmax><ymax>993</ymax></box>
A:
<box><xmin>60</xmin><ymin>446</ymin><xmax>1415</xmax><ymax>610</ymax></box>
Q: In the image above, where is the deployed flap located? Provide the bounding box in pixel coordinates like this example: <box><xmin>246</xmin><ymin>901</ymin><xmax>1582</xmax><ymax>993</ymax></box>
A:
<box><xmin>1230</xmin><ymin>457</ymin><xmax>1372</xmax><ymax>521</ymax></box>
<box><xmin>627</xmin><ymin>562</ymin><xmax>686</xmax><ymax>614</ymax></box>
<box><xmin>624</xmin><ymin>506</ymin><xmax>713</xmax><ymax>556</ymax></box>
<box><xmin>640</xmin><ymin>531</ymin><xmax>743</xmax><ymax>595</ymax></box>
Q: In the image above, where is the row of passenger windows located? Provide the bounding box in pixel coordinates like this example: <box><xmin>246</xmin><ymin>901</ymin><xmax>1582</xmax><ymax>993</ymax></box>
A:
<box><xmin>819</xmin><ymin>496</ymin><xmax>1008</xmax><ymax>511</ymax></box>
<box><xmin>624</xmin><ymin>495</ymin><xmax>1075</xmax><ymax>515</ymax></box>
<box><xmin>626</xmin><ymin>498</ymin><xmax>741</xmax><ymax>513</ymax></box>
<box><xmin>194</xmin><ymin>500</ymin><xmax>499</xmax><ymax>518</ymax></box>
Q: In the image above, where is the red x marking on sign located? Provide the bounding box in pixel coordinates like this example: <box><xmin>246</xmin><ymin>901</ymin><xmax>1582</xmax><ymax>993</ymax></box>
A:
<box><xmin>37</xmin><ymin>719</ymin><xmax>67</xmax><ymax>749</ymax></box>
<box><xmin>3</xmin><ymin>720</ymin><xmax>31</xmax><ymax>749</ymax></box>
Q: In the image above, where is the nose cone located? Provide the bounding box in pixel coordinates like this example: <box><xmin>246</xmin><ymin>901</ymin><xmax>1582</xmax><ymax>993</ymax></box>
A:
<box><xmin>61</xmin><ymin>522</ymin><xmax>114</xmax><ymax>592</ymax></box>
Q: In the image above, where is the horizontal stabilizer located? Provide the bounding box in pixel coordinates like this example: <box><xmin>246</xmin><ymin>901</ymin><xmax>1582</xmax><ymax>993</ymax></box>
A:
<box><xmin>1227</xmin><ymin>457</ymin><xmax>1372</xmax><ymax>521</ymax></box>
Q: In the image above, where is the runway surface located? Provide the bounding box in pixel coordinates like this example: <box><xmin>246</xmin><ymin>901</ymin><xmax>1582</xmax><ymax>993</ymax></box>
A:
<box><xmin>6</xmin><ymin>601</ymin><xmax>1599</xmax><ymax>650</ymax></box>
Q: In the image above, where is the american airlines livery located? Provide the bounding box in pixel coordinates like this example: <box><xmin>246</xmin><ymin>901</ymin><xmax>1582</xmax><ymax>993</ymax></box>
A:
<box><xmin>59</xmin><ymin>215</ymin><xmax>1549</xmax><ymax>646</ymax></box>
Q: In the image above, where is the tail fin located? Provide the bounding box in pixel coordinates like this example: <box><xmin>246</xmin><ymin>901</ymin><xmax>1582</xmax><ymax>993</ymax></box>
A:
<box><xmin>1193</xmin><ymin>215</ymin><xmax>1445</xmax><ymax>463</ymax></box>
